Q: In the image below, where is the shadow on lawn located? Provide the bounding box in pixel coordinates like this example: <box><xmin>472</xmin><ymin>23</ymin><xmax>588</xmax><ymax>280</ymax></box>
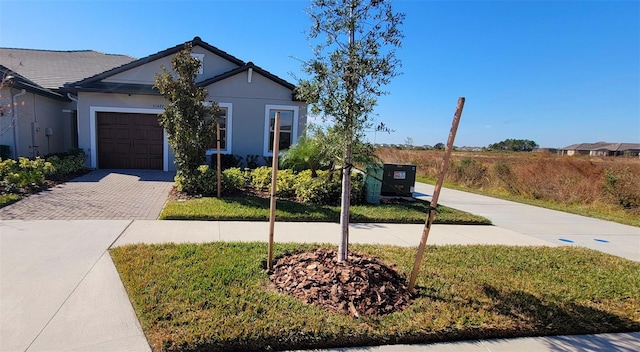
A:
<box><xmin>223</xmin><ymin>197</ymin><xmax>340</xmax><ymax>221</ymax></box>
<box><xmin>482</xmin><ymin>285</ymin><xmax>640</xmax><ymax>338</ymax></box>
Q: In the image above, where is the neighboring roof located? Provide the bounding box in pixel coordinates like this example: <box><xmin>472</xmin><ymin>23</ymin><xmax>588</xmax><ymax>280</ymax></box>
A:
<box><xmin>0</xmin><ymin>64</ymin><xmax>68</xmax><ymax>101</ymax></box>
<box><xmin>560</xmin><ymin>142</ymin><xmax>640</xmax><ymax>152</ymax></box>
<box><xmin>0</xmin><ymin>48</ymin><xmax>136</xmax><ymax>90</ymax></box>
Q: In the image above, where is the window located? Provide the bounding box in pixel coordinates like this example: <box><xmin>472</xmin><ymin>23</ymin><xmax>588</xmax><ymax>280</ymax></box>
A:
<box><xmin>207</xmin><ymin>102</ymin><xmax>232</xmax><ymax>154</ymax></box>
<box><xmin>191</xmin><ymin>53</ymin><xmax>205</xmax><ymax>74</ymax></box>
<box><xmin>264</xmin><ymin>105</ymin><xmax>299</xmax><ymax>156</ymax></box>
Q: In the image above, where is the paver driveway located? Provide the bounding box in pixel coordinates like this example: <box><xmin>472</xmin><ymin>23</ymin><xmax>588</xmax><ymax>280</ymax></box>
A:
<box><xmin>0</xmin><ymin>169</ymin><xmax>175</xmax><ymax>220</ymax></box>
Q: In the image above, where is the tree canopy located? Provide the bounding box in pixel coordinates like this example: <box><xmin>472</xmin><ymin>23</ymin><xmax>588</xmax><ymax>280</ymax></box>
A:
<box><xmin>296</xmin><ymin>0</ymin><xmax>404</xmax><ymax>261</ymax></box>
<box><xmin>488</xmin><ymin>139</ymin><xmax>539</xmax><ymax>152</ymax></box>
<box><xmin>154</xmin><ymin>43</ymin><xmax>219</xmax><ymax>193</ymax></box>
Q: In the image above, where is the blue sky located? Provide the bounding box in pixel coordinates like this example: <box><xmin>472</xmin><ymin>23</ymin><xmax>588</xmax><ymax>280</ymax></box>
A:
<box><xmin>1</xmin><ymin>0</ymin><xmax>638</xmax><ymax>148</ymax></box>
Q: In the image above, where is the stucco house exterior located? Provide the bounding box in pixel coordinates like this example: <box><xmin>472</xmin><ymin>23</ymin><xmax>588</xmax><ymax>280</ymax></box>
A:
<box><xmin>0</xmin><ymin>49</ymin><xmax>136</xmax><ymax>160</ymax></box>
<box><xmin>1</xmin><ymin>37</ymin><xmax>307</xmax><ymax>171</ymax></box>
<box><xmin>558</xmin><ymin>142</ymin><xmax>640</xmax><ymax>157</ymax></box>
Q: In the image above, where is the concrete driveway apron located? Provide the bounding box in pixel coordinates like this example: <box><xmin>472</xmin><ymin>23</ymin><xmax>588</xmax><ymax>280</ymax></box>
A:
<box><xmin>1</xmin><ymin>170</ymin><xmax>173</xmax><ymax>351</ymax></box>
<box><xmin>0</xmin><ymin>170</ymin><xmax>175</xmax><ymax>220</ymax></box>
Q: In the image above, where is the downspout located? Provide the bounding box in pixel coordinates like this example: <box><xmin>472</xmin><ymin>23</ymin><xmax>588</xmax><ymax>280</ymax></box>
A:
<box><xmin>66</xmin><ymin>93</ymin><xmax>85</xmax><ymax>164</ymax></box>
<box><xmin>11</xmin><ymin>88</ymin><xmax>27</xmax><ymax>159</ymax></box>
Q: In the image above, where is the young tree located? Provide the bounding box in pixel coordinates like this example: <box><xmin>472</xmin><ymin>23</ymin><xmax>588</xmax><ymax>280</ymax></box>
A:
<box><xmin>154</xmin><ymin>44</ymin><xmax>218</xmax><ymax>193</ymax></box>
<box><xmin>297</xmin><ymin>0</ymin><xmax>404</xmax><ymax>262</ymax></box>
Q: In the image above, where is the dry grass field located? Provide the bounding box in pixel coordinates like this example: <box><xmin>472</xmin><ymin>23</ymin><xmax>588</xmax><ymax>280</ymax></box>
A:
<box><xmin>376</xmin><ymin>148</ymin><xmax>640</xmax><ymax>226</ymax></box>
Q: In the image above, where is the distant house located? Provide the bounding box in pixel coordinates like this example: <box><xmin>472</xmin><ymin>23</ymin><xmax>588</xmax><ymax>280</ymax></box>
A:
<box><xmin>558</xmin><ymin>142</ymin><xmax>640</xmax><ymax>157</ymax></box>
<box><xmin>1</xmin><ymin>50</ymin><xmax>134</xmax><ymax>159</ymax></box>
<box><xmin>1</xmin><ymin>37</ymin><xmax>307</xmax><ymax>171</ymax></box>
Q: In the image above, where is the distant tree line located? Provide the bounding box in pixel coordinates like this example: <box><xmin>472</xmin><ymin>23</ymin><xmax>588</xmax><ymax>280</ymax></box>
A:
<box><xmin>487</xmin><ymin>139</ymin><xmax>538</xmax><ymax>152</ymax></box>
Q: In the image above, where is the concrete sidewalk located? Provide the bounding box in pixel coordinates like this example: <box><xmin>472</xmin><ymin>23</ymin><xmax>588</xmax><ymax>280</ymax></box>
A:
<box><xmin>414</xmin><ymin>182</ymin><xmax>640</xmax><ymax>261</ymax></box>
<box><xmin>2</xmin><ymin>219</ymin><xmax>638</xmax><ymax>351</ymax></box>
<box><xmin>2</xmin><ymin>184</ymin><xmax>638</xmax><ymax>352</ymax></box>
<box><xmin>112</xmin><ymin>220</ymin><xmax>556</xmax><ymax>248</ymax></box>
<box><xmin>0</xmin><ymin>220</ymin><xmax>150</xmax><ymax>352</ymax></box>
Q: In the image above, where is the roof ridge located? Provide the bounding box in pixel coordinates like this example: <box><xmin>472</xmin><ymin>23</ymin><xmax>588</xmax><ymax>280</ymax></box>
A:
<box><xmin>1</xmin><ymin>47</ymin><xmax>135</xmax><ymax>59</ymax></box>
<box><xmin>69</xmin><ymin>37</ymin><xmax>246</xmax><ymax>87</ymax></box>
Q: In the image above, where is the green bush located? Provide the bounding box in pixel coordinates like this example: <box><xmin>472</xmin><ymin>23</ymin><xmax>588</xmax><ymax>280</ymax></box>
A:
<box><xmin>245</xmin><ymin>154</ymin><xmax>260</xmax><ymax>169</ymax></box>
<box><xmin>350</xmin><ymin>171</ymin><xmax>365</xmax><ymax>205</ymax></box>
<box><xmin>294</xmin><ymin>169</ymin><xmax>339</xmax><ymax>205</ymax></box>
<box><xmin>45</xmin><ymin>149</ymin><xmax>85</xmax><ymax>178</ymax></box>
<box><xmin>250</xmin><ymin>166</ymin><xmax>272</xmax><ymax>190</ymax></box>
<box><xmin>0</xmin><ymin>158</ymin><xmax>17</xmax><ymax>179</ymax></box>
<box><xmin>210</xmin><ymin>154</ymin><xmax>243</xmax><ymax>170</ymax></box>
<box><xmin>175</xmin><ymin>165</ymin><xmax>217</xmax><ymax>195</ymax></box>
<box><xmin>294</xmin><ymin>169</ymin><xmax>364</xmax><ymax>205</ymax></box>
<box><xmin>493</xmin><ymin>162</ymin><xmax>519</xmax><ymax>194</ymax></box>
<box><xmin>276</xmin><ymin>169</ymin><xmax>297</xmax><ymax>198</ymax></box>
<box><xmin>604</xmin><ymin>168</ymin><xmax>640</xmax><ymax>210</ymax></box>
<box><xmin>3</xmin><ymin>157</ymin><xmax>54</xmax><ymax>189</ymax></box>
<box><xmin>222</xmin><ymin>167</ymin><xmax>247</xmax><ymax>193</ymax></box>
<box><xmin>453</xmin><ymin>158</ymin><xmax>487</xmax><ymax>187</ymax></box>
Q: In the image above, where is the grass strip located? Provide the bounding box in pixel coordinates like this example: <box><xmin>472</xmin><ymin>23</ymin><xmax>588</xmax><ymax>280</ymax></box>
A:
<box><xmin>159</xmin><ymin>196</ymin><xmax>490</xmax><ymax>224</ymax></box>
<box><xmin>111</xmin><ymin>242</ymin><xmax>640</xmax><ymax>352</ymax></box>
<box><xmin>416</xmin><ymin>176</ymin><xmax>640</xmax><ymax>227</ymax></box>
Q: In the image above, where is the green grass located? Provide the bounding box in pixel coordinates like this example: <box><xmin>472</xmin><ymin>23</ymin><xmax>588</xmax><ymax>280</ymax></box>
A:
<box><xmin>159</xmin><ymin>196</ymin><xmax>490</xmax><ymax>225</ymax></box>
<box><xmin>110</xmin><ymin>242</ymin><xmax>640</xmax><ymax>352</ymax></box>
<box><xmin>416</xmin><ymin>176</ymin><xmax>640</xmax><ymax>227</ymax></box>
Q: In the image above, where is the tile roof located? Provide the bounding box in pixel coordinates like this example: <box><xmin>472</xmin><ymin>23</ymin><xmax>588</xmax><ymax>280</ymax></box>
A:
<box><xmin>0</xmin><ymin>48</ymin><xmax>136</xmax><ymax>89</ymax></box>
<box><xmin>70</xmin><ymin>37</ymin><xmax>245</xmax><ymax>87</ymax></box>
<box><xmin>560</xmin><ymin>142</ymin><xmax>640</xmax><ymax>151</ymax></box>
<box><xmin>0</xmin><ymin>64</ymin><xmax>67</xmax><ymax>100</ymax></box>
<box><xmin>69</xmin><ymin>37</ymin><xmax>299</xmax><ymax>96</ymax></box>
<box><xmin>198</xmin><ymin>62</ymin><xmax>297</xmax><ymax>91</ymax></box>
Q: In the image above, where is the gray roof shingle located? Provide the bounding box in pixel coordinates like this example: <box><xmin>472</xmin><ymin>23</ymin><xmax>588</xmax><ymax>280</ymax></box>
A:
<box><xmin>0</xmin><ymin>48</ymin><xmax>135</xmax><ymax>89</ymax></box>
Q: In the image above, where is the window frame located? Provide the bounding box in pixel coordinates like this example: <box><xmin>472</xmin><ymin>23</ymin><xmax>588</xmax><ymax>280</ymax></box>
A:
<box><xmin>263</xmin><ymin>105</ymin><xmax>299</xmax><ymax>157</ymax></box>
<box><xmin>206</xmin><ymin>102</ymin><xmax>232</xmax><ymax>155</ymax></box>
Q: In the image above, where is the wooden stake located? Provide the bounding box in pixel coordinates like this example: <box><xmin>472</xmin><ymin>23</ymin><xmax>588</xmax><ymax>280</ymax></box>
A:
<box><xmin>267</xmin><ymin>112</ymin><xmax>281</xmax><ymax>271</ymax></box>
<box><xmin>216</xmin><ymin>120</ymin><xmax>222</xmax><ymax>198</ymax></box>
<box><xmin>408</xmin><ymin>97</ymin><xmax>465</xmax><ymax>293</ymax></box>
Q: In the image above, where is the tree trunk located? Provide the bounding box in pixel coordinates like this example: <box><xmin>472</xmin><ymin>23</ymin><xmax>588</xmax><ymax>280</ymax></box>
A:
<box><xmin>338</xmin><ymin>143</ymin><xmax>352</xmax><ymax>262</ymax></box>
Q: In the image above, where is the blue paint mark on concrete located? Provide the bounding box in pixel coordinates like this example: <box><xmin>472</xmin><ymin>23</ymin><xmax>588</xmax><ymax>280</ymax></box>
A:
<box><xmin>559</xmin><ymin>238</ymin><xmax>574</xmax><ymax>243</ymax></box>
<box><xmin>595</xmin><ymin>239</ymin><xmax>609</xmax><ymax>243</ymax></box>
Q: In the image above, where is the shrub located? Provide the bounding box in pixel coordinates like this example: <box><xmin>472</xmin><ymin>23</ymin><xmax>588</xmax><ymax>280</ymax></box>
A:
<box><xmin>251</xmin><ymin>166</ymin><xmax>272</xmax><ymax>191</ymax></box>
<box><xmin>45</xmin><ymin>149</ymin><xmax>85</xmax><ymax>178</ymax></box>
<box><xmin>0</xmin><ymin>158</ymin><xmax>17</xmax><ymax>179</ymax></box>
<box><xmin>175</xmin><ymin>165</ymin><xmax>217</xmax><ymax>195</ymax></box>
<box><xmin>453</xmin><ymin>158</ymin><xmax>487</xmax><ymax>187</ymax></box>
<box><xmin>294</xmin><ymin>169</ymin><xmax>364</xmax><ymax>205</ymax></box>
<box><xmin>493</xmin><ymin>162</ymin><xmax>519</xmax><ymax>194</ymax></box>
<box><xmin>222</xmin><ymin>167</ymin><xmax>247</xmax><ymax>193</ymax></box>
<box><xmin>245</xmin><ymin>155</ymin><xmax>260</xmax><ymax>169</ymax></box>
<box><xmin>295</xmin><ymin>169</ymin><xmax>340</xmax><ymax>205</ymax></box>
<box><xmin>276</xmin><ymin>169</ymin><xmax>297</xmax><ymax>198</ymax></box>
<box><xmin>3</xmin><ymin>157</ymin><xmax>54</xmax><ymax>189</ymax></box>
<box><xmin>211</xmin><ymin>154</ymin><xmax>242</xmax><ymax>170</ymax></box>
<box><xmin>604</xmin><ymin>168</ymin><xmax>640</xmax><ymax>210</ymax></box>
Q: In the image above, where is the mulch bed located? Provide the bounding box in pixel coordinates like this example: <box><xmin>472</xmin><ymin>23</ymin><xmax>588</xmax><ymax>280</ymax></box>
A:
<box><xmin>270</xmin><ymin>248</ymin><xmax>413</xmax><ymax>318</ymax></box>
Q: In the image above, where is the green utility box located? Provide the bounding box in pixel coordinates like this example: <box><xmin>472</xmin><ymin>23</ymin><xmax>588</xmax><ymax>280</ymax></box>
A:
<box><xmin>381</xmin><ymin>164</ymin><xmax>416</xmax><ymax>197</ymax></box>
<box><xmin>364</xmin><ymin>164</ymin><xmax>383</xmax><ymax>204</ymax></box>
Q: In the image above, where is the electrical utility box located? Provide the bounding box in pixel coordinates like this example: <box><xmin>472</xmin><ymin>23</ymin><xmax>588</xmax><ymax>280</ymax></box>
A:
<box><xmin>364</xmin><ymin>164</ymin><xmax>383</xmax><ymax>204</ymax></box>
<box><xmin>381</xmin><ymin>164</ymin><xmax>417</xmax><ymax>197</ymax></box>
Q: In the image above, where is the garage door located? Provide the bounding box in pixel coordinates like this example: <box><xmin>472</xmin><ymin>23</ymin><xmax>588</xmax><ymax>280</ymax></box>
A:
<box><xmin>97</xmin><ymin>112</ymin><xmax>163</xmax><ymax>169</ymax></box>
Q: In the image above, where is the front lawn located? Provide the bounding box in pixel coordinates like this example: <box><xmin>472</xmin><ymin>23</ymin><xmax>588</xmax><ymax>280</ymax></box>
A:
<box><xmin>110</xmin><ymin>242</ymin><xmax>640</xmax><ymax>352</ymax></box>
<box><xmin>159</xmin><ymin>196</ymin><xmax>491</xmax><ymax>224</ymax></box>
